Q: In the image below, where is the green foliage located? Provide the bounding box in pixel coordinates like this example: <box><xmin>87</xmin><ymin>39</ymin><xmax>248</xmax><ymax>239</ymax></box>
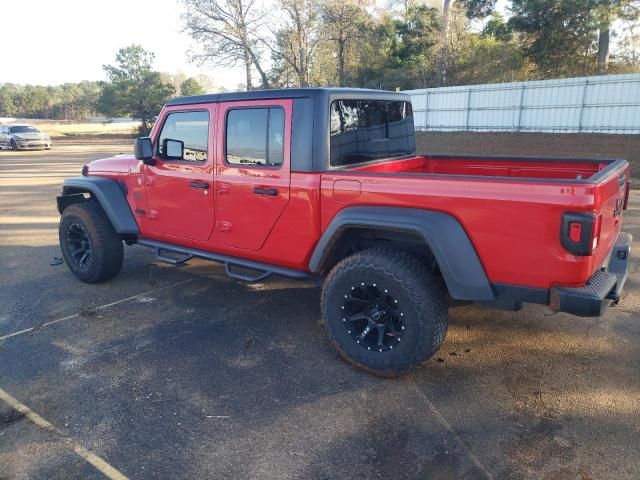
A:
<box><xmin>99</xmin><ymin>45</ymin><xmax>175</xmax><ymax>134</ymax></box>
<box><xmin>179</xmin><ymin>77</ymin><xmax>206</xmax><ymax>96</ymax></box>
<box><xmin>458</xmin><ymin>0</ymin><xmax>499</xmax><ymax>19</ymax></box>
<box><xmin>350</xmin><ymin>6</ymin><xmax>441</xmax><ymax>90</ymax></box>
<box><xmin>508</xmin><ymin>0</ymin><xmax>600</xmax><ymax>77</ymax></box>
<box><xmin>482</xmin><ymin>13</ymin><xmax>513</xmax><ymax>42</ymax></box>
<box><xmin>0</xmin><ymin>81</ymin><xmax>100</xmax><ymax>120</ymax></box>
<box><xmin>448</xmin><ymin>34</ymin><xmax>531</xmax><ymax>84</ymax></box>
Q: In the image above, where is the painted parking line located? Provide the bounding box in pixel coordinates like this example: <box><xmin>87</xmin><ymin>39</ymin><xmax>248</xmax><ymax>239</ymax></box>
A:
<box><xmin>0</xmin><ymin>387</ymin><xmax>129</xmax><ymax>480</ymax></box>
<box><xmin>0</xmin><ymin>278</ymin><xmax>193</xmax><ymax>342</ymax></box>
<box><xmin>410</xmin><ymin>382</ymin><xmax>495</xmax><ymax>480</ymax></box>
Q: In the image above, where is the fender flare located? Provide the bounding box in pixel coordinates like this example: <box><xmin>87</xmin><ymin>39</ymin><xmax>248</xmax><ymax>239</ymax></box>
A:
<box><xmin>309</xmin><ymin>206</ymin><xmax>494</xmax><ymax>301</ymax></box>
<box><xmin>57</xmin><ymin>176</ymin><xmax>140</xmax><ymax>235</ymax></box>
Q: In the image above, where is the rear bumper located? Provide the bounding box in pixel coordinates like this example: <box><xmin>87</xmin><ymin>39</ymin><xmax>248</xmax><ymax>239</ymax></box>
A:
<box><xmin>550</xmin><ymin>232</ymin><xmax>632</xmax><ymax>317</ymax></box>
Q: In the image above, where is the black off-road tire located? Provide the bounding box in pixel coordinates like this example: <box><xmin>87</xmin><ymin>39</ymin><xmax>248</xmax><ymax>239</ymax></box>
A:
<box><xmin>59</xmin><ymin>202</ymin><xmax>124</xmax><ymax>283</ymax></box>
<box><xmin>321</xmin><ymin>248</ymin><xmax>448</xmax><ymax>377</ymax></box>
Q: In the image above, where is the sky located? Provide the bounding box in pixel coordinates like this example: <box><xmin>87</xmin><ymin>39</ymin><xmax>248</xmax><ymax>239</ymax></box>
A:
<box><xmin>1</xmin><ymin>0</ymin><xmax>624</xmax><ymax>90</ymax></box>
<box><xmin>0</xmin><ymin>0</ymin><xmax>245</xmax><ymax>90</ymax></box>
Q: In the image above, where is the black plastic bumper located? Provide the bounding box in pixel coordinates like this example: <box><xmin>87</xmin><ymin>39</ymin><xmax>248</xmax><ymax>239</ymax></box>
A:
<box><xmin>550</xmin><ymin>232</ymin><xmax>632</xmax><ymax>317</ymax></box>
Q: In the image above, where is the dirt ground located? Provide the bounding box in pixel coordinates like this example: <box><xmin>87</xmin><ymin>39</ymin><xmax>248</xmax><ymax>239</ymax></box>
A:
<box><xmin>417</xmin><ymin>131</ymin><xmax>640</xmax><ymax>183</ymax></box>
<box><xmin>0</xmin><ymin>139</ymin><xmax>639</xmax><ymax>479</ymax></box>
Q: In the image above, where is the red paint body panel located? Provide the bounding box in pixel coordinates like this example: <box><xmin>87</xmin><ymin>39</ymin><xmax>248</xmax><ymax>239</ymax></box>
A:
<box><xmin>143</xmin><ymin>104</ymin><xmax>217</xmax><ymax>241</ymax></box>
<box><xmin>214</xmin><ymin>99</ymin><xmax>293</xmax><ymax>251</ymax></box>
<box><xmin>85</xmin><ymin>104</ymin><xmax>629</xmax><ymax>292</ymax></box>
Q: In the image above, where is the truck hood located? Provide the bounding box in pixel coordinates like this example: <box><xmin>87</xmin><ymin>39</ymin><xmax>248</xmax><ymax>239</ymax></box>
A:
<box><xmin>87</xmin><ymin>154</ymin><xmax>138</xmax><ymax>174</ymax></box>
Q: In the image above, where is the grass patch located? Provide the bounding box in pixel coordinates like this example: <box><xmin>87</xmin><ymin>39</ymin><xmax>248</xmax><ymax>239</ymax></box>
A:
<box><xmin>31</xmin><ymin>121</ymin><xmax>140</xmax><ymax>139</ymax></box>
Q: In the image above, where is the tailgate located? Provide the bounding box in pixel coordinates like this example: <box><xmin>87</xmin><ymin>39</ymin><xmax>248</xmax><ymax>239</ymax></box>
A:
<box><xmin>590</xmin><ymin>160</ymin><xmax>630</xmax><ymax>273</ymax></box>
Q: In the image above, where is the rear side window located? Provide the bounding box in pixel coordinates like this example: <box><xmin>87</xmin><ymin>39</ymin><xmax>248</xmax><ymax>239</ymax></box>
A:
<box><xmin>158</xmin><ymin>110</ymin><xmax>209</xmax><ymax>162</ymax></box>
<box><xmin>330</xmin><ymin>100</ymin><xmax>415</xmax><ymax>167</ymax></box>
<box><xmin>226</xmin><ymin>108</ymin><xmax>284</xmax><ymax>167</ymax></box>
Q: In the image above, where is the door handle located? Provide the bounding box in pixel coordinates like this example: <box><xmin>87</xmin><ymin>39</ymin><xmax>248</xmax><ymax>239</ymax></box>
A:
<box><xmin>189</xmin><ymin>181</ymin><xmax>210</xmax><ymax>189</ymax></box>
<box><xmin>253</xmin><ymin>187</ymin><xmax>278</xmax><ymax>196</ymax></box>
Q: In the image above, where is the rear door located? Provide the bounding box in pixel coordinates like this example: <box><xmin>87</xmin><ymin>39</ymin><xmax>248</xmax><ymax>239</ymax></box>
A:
<box><xmin>215</xmin><ymin>99</ymin><xmax>291</xmax><ymax>251</ymax></box>
<box><xmin>144</xmin><ymin>107</ymin><xmax>216</xmax><ymax>241</ymax></box>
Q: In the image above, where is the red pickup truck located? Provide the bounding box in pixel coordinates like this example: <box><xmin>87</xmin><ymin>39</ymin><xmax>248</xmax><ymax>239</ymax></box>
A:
<box><xmin>57</xmin><ymin>88</ymin><xmax>632</xmax><ymax>376</ymax></box>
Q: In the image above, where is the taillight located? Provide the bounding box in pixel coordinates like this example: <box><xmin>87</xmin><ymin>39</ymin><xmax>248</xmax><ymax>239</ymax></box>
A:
<box><xmin>561</xmin><ymin>212</ymin><xmax>600</xmax><ymax>256</ymax></box>
<box><xmin>591</xmin><ymin>214</ymin><xmax>602</xmax><ymax>253</ymax></box>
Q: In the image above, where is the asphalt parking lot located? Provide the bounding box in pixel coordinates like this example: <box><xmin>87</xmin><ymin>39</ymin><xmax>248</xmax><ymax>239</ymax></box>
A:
<box><xmin>1</xmin><ymin>143</ymin><xmax>639</xmax><ymax>479</ymax></box>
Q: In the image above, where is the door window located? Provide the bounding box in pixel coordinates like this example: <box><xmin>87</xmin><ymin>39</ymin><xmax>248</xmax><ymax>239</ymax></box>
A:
<box><xmin>157</xmin><ymin>110</ymin><xmax>209</xmax><ymax>162</ymax></box>
<box><xmin>225</xmin><ymin>108</ymin><xmax>284</xmax><ymax>167</ymax></box>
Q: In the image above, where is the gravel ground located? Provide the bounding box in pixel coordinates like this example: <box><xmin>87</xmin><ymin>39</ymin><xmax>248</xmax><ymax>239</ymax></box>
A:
<box><xmin>0</xmin><ymin>141</ymin><xmax>639</xmax><ymax>480</ymax></box>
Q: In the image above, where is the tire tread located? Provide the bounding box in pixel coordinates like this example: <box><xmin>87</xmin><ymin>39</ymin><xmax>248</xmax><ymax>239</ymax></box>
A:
<box><xmin>59</xmin><ymin>202</ymin><xmax>123</xmax><ymax>283</ymax></box>
<box><xmin>321</xmin><ymin>248</ymin><xmax>448</xmax><ymax>377</ymax></box>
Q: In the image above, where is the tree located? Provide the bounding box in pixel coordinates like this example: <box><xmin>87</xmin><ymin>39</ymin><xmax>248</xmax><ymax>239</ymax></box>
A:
<box><xmin>320</xmin><ymin>0</ymin><xmax>370</xmax><ymax>86</ymax></box>
<box><xmin>592</xmin><ymin>0</ymin><xmax>640</xmax><ymax>73</ymax></box>
<box><xmin>182</xmin><ymin>0</ymin><xmax>270</xmax><ymax>90</ymax></box>
<box><xmin>180</xmin><ymin>77</ymin><xmax>207</xmax><ymax>96</ymax></box>
<box><xmin>457</xmin><ymin>0</ymin><xmax>498</xmax><ymax>18</ymax></box>
<box><xmin>448</xmin><ymin>34</ymin><xmax>531</xmax><ymax>84</ymax></box>
<box><xmin>482</xmin><ymin>13</ymin><xmax>513</xmax><ymax>42</ymax></box>
<box><xmin>508</xmin><ymin>0</ymin><xmax>600</xmax><ymax>78</ymax></box>
<box><xmin>99</xmin><ymin>45</ymin><xmax>175</xmax><ymax>134</ymax></box>
<box><xmin>382</xmin><ymin>5</ymin><xmax>442</xmax><ymax>88</ymax></box>
<box><xmin>270</xmin><ymin>0</ymin><xmax>321</xmax><ymax>87</ymax></box>
<box><xmin>0</xmin><ymin>84</ymin><xmax>19</xmax><ymax>117</ymax></box>
<box><xmin>611</xmin><ymin>8</ymin><xmax>640</xmax><ymax>70</ymax></box>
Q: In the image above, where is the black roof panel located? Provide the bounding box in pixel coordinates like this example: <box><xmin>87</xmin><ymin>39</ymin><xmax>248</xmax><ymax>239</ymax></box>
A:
<box><xmin>165</xmin><ymin>87</ymin><xmax>410</xmax><ymax>106</ymax></box>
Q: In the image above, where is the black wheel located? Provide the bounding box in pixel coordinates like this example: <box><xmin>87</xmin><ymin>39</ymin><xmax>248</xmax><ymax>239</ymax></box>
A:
<box><xmin>10</xmin><ymin>139</ymin><xmax>17</xmax><ymax>151</ymax></box>
<box><xmin>321</xmin><ymin>248</ymin><xmax>448</xmax><ymax>377</ymax></box>
<box><xmin>59</xmin><ymin>202</ymin><xmax>124</xmax><ymax>283</ymax></box>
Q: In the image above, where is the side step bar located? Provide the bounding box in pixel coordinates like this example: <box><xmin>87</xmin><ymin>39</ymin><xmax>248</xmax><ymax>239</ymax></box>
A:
<box><xmin>136</xmin><ymin>238</ymin><xmax>311</xmax><ymax>283</ymax></box>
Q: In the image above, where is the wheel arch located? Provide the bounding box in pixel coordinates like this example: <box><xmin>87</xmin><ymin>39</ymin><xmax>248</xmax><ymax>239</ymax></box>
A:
<box><xmin>309</xmin><ymin>206</ymin><xmax>495</xmax><ymax>301</ymax></box>
<box><xmin>57</xmin><ymin>176</ymin><xmax>139</xmax><ymax>235</ymax></box>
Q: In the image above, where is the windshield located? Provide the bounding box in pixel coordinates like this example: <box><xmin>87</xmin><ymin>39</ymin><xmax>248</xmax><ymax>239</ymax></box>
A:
<box><xmin>9</xmin><ymin>126</ymin><xmax>40</xmax><ymax>134</ymax></box>
<box><xmin>330</xmin><ymin>99</ymin><xmax>415</xmax><ymax>167</ymax></box>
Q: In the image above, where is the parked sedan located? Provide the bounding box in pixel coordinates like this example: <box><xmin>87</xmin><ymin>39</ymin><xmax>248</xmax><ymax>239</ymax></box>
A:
<box><xmin>7</xmin><ymin>124</ymin><xmax>52</xmax><ymax>150</ymax></box>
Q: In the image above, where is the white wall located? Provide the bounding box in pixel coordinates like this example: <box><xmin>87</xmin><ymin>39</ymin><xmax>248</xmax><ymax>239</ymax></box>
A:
<box><xmin>405</xmin><ymin>73</ymin><xmax>640</xmax><ymax>134</ymax></box>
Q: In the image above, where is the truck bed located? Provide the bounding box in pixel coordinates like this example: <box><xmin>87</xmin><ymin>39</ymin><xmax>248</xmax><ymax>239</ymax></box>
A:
<box><xmin>349</xmin><ymin>154</ymin><xmax>621</xmax><ymax>182</ymax></box>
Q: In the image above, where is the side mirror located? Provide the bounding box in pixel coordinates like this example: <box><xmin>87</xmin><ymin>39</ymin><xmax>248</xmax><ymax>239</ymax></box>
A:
<box><xmin>162</xmin><ymin>138</ymin><xmax>184</xmax><ymax>161</ymax></box>
<box><xmin>134</xmin><ymin>137</ymin><xmax>154</xmax><ymax>165</ymax></box>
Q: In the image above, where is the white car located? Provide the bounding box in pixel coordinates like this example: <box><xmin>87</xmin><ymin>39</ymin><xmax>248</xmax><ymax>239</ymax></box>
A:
<box><xmin>6</xmin><ymin>124</ymin><xmax>52</xmax><ymax>150</ymax></box>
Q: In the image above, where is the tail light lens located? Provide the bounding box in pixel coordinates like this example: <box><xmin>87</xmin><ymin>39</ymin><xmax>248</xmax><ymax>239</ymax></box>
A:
<box><xmin>591</xmin><ymin>213</ymin><xmax>602</xmax><ymax>253</ymax></box>
<box><xmin>561</xmin><ymin>212</ymin><xmax>600</xmax><ymax>256</ymax></box>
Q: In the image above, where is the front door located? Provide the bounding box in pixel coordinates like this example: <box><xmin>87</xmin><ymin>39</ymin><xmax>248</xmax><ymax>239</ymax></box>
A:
<box><xmin>215</xmin><ymin>100</ymin><xmax>291</xmax><ymax>251</ymax></box>
<box><xmin>144</xmin><ymin>108</ymin><xmax>215</xmax><ymax>241</ymax></box>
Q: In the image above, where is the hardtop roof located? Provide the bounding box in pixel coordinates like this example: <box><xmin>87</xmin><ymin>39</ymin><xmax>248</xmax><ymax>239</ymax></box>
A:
<box><xmin>165</xmin><ymin>87</ymin><xmax>411</xmax><ymax>107</ymax></box>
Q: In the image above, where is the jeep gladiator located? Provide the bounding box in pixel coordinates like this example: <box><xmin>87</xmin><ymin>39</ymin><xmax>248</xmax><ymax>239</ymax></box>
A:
<box><xmin>56</xmin><ymin>88</ymin><xmax>632</xmax><ymax>376</ymax></box>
